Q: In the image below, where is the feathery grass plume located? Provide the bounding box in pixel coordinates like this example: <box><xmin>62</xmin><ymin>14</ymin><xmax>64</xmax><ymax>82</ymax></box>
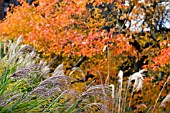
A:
<box><xmin>0</xmin><ymin>36</ymin><xmax>41</xmax><ymax>71</ymax></box>
<box><xmin>160</xmin><ymin>94</ymin><xmax>170</xmax><ymax>107</ymax></box>
<box><xmin>39</xmin><ymin>75</ymin><xmax>72</xmax><ymax>86</ymax></box>
<box><xmin>0</xmin><ymin>39</ymin><xmax>80</xmax><ymax>112</ymax></box>
<box><xmin>39</xmin><ymin>60</ymin><xmax>50</xmax><ymax>76</ymax></box>
<box><xmin>86</xmin><ymin>84</ymin><xmax>109</xmax><ymax>92</ymax></box>
<box><xmin>2</xmin><ymin>94</ymin><xmax>21</xmax><ymax>105</ymax></box>
<box><xmin>10</xmin><ymin>64</ymin><xmax>40</xmax><ymax>78</ymax></box>
<box><xmin>127</xmin><ymin>69</ymin><xmax>146</xmax><ymax>108</ymax></box>
<box><xmin>30</xmin><ymin>86</ymin><xmax>62</xmax><ymax>97</ymax></box>
<box><xmin>7</xmin><ymin>36</ymin><xmax>23</xmax><ymax>63</ymax></box>
<box><xmin>0</xmin><ymin>94</ymin><xmax>21</xmax><ymax>106</ymax></box>
<box><xmin>118</xmin><ymin>70</ymin><xmax>123</xmax><ymax>84</ymax></box>
<box><xmin>0</xmin><ymin>37</ymin><xmax>55</xmax><ymax>112</ymax></box>
<box><xmin>84</xmin><ymin>84</ymin><xmax>111</xmax><ymax>100</ymax></box>
<box><xmin>30</xmin><ymin>68</ymin><xmax>73</xmax><ymax>97</ymax></box>
<box><xmin>10</xmin><ymin>59</ymin><xmax>49</xmax><ymax>79</ymax></box>
<box><xmin>21</xmin><ymin>51</ymin><xmax>38</xmax><ymax>67</ymax></box>
<box><xmin>18</xmin><ymin>45</ymin><xmax>33</xmax><ymax>53</ymax></box>
<box><xmin>10</xmin><ymin>44</ymin><xmax>34</xmax><ymax>64</ymax></box>
<box><xmin>81</xmin><ymin>84</ymin><xmax>112</xmax><ymax>103</ymax></box>
<box><xmin>52</xmin><ymin>64</ymin><xmax>65</xmax><ymax>76</ymax></box>
<box><xmin>128</xmin><ymin>69</ymin><xmax>146</xmax><ymax>92</ymax></box>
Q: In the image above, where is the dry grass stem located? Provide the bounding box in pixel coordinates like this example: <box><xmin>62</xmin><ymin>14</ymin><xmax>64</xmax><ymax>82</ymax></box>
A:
<box><xmin>152</xmin><ymin>76</ymin><xmax>170</xmax><ymax>112</ymax></box>
<box><xmin>118</xmin><ymin>70</ymin><xmax>123</xmax><ymax>113</ymax></box>
<box><xmin>105</xmin><ymin>43</ymin><xmax>110</xmax><ymax>85</ymax></box>
<box><xmin>108</xmin><ymin>84</ymin><xmax>115</xmax><ymax>99</ymax></box>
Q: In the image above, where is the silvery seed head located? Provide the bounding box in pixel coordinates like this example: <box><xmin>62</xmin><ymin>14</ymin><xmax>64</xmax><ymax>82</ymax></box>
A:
<box><xmin>128</xmin><ymin>69</ymin><xmax>146</xmax><ymax>91</ymax></box>
<box><xmin>160</xmin><ymin>94</ymin><xmax>170</xmax><ymax>107</ymax></box>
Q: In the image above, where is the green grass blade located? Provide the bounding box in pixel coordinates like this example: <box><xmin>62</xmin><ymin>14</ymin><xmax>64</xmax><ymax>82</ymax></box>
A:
<box><xmin>43</xmin><ymin>92</ymin><xmax>65</xmax><ymax>113</ymax></box>
<box><xmin>66</xmin><ymin>99</ymin><xmax>80</xmax><ymax>113</ymax></box>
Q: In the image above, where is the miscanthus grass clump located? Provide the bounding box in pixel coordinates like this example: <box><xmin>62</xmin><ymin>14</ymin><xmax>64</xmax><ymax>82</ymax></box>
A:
<box><xmin>0</xmin><ymin>37</ymin><xmax>113</xmax><ymax>113</ymax></box>
<box><xmin>0</xmin><ymin>37</ymin><xmax>169</xmax><ymax>113</ymax></box>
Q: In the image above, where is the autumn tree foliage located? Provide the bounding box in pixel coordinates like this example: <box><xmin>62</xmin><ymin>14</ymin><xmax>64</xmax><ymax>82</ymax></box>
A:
<box><xmin>0</xmin><ymin>0</ymin><xmax>169</xmax><ymax>74</ymax></box>
<box><xmin>0</xmin><ymin>0</ymin><xmax>135</xmax><ymax>74</ymax></box>
<box><xmin>0</xmin><ymin>1</ymin><xmax>169</xmax><ymax>76</ymax></box>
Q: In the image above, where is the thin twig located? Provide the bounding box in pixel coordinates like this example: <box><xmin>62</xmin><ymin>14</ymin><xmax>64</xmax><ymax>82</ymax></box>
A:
<box><xmin>152</xmin><ymin>76</ymin><xmax>170</xmax><ymax>113</ymax></box>
<box><xmin>105</xmin><ymin>43</ymin><xmax>110</xmax><ymax>85</ymax></box>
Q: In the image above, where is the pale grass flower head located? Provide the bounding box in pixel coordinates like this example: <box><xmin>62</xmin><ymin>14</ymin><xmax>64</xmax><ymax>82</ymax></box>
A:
<box><xmin>16</xmin><ymin>36</ymin><xmax>23</xmax><ymax>45</ymax></box>
<box><xmin>160</xmin><ymin>94</ymin><xmax>170</xmax><ymax>107</ymax></box>
<box><xmin>10</xmin><ymin>64</ymin><xmax>40</xmax><ymax>78</ymax></box>
<box><xmin>102</xmin><ymin>45</ymin><xmax>107</xmax><ymax>52</ymax></box>
<box><xmin>5</xmin><ymin>37</ymin><xmax>24</xmax><ymax>63</ymax></box>
<box><xmin>108</xmin><ymin>84</ymin><xmax>114</xmax><ymax>99</ymax></box>
<box><xmin>30</xmin><ymin>71</ymin><xmax>73</xmax><ymax>97</ymax></box>
<box><xmin>118</xmin><ymin>70</ymin><xmax>123</xmax><ymax>84</ymax></box>
<box><xmin>82</xmin><ymin>84</ymin><xmax>110</xmax><ymax>100</ymax></box>
<box><xmin>128</xmin><ymin>69</ymin><xmax>146</xmax><ymax>91</ymax></box>
<box><xmin>39</xmin><ymin>60</ymin><xmax>50</xmax><ymax>76</ymax></box>
<box><xmin>52</xmin><ymin>64</ymin><xmax>65</xmax><ymax>76</ymax></box>
<box><xmin>18</xmin><ymin>45</ymin><xmax>34</xmax><ymax>53</ymax></box>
